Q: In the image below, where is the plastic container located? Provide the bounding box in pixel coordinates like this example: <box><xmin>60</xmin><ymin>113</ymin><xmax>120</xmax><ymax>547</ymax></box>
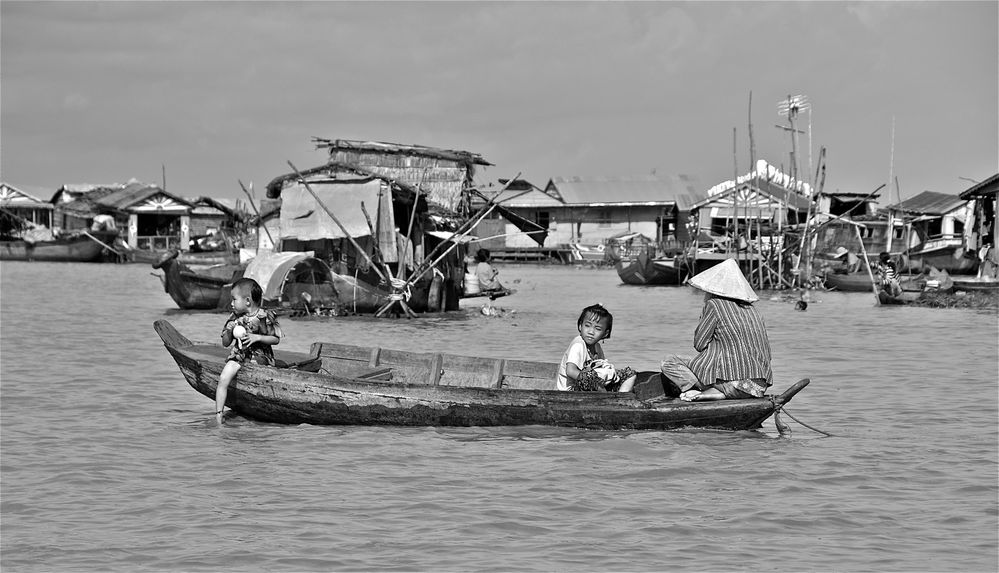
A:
<box><xmin>464</xmin><ymin>272</ymin><xmax>480</xmax><ymax>295</ymax></box>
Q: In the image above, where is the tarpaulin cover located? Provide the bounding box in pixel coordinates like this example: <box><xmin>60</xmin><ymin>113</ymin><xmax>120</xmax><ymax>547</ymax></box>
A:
<box><xmin>279</xmin><ymin>180</ymin><xmax>382</xmax><ymax>241</ymax></box>
<box><xmin>243</xmin><ymin>251</ymin><xmax>317</xmax><ymax>301</ymax></box>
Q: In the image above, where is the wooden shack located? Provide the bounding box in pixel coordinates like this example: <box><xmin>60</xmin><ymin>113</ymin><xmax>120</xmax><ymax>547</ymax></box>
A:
<box><xmin>264</xmin><ymin>139</ymin><xmax>493</xmax><ymax>312</ymax></box>
<box><xmin>959</xmin><ymin>173</ymin><xmax>999</xmax><ymax>279</ymax></box>
<box><xmin>886</xmin><ymin>190</ymin><xmax>974</xmax><ymax>274</ymax></box>
<box><xmin>0</xmin><ymin>182</ymin><xmax>53</xmax><ymax>235</ymax></box>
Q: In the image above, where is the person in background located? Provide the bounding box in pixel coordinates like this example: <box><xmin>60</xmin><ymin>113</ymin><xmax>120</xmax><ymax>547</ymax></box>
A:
<box><xmin>216</xmin><ymin>278</ymin><xmax>282</xmax><ymax>424</ymax></box>
<box><xmin>474</xmin><ymin>248</ymin><xmax>504</xmax><ymax>291</ymax></box>
<box><xmin>556</xmin><ymin>304</ymin><xmax>636</xmax><ymax>392</ymax></box>
<box><xmin>873</xmin><ymin>251</ymin><xmax>903</xmax><ymax>296</ymax></box>
<box><xmin>661</xmin><ymin>259</ymin><xmax>773</xmax><ymax>402</ymax></box>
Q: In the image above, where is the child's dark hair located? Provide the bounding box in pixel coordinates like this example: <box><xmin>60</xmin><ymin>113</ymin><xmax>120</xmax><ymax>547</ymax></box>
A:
<box><xmin>577</xmin><ymin>304</ymin><xmax>613</xmax><ymax>338</ymax></box>
<box><xmin>232</xmin><ymin>278</ymin><xmax>263</xmax><ymax>305</ymax></box>
<box><xmin>475</xmin><ymin>248</ymin><xmax>490</xmax><ymax>263</ymax></box>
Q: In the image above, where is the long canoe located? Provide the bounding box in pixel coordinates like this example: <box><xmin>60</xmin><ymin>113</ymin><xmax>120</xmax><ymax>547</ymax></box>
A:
<box><xmin>154</xmin><ymin>319</ymin><xmax>809</xmax><ymax>431</ymax></box>
<box><xmin>0</xmin><ymin>230</ymin><xmax>118</xmax><ymax>262</ymax></box>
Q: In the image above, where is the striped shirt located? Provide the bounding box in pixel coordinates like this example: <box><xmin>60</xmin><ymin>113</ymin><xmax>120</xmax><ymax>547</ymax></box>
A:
<box><xmin>687</xmin><ymin>297</ymin><xmax>773</xmax><ymax>388</ymax></box>
<box><xmin>875</xmin><ymin>261</ymin><xmax>900</xmax><ymax>287</ymax></box>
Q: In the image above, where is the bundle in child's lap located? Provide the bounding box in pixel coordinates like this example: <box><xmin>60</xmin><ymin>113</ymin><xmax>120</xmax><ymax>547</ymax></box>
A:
<box><xmin>570</xmin><ymin>359</ymin><xmax>636</xmax><ymax>392</ymax></box>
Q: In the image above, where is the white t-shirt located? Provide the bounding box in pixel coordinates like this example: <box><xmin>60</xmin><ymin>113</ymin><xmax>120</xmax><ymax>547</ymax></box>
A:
<box><xmin>556</xmin><ymin>335</ymin><xmax>603</xmax><ymax>390</ymax></box>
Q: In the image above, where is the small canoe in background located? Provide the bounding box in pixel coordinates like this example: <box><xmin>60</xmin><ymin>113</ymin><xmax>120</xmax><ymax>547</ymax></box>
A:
<box><xmin>0</xmin><ymin>230</ymin><xmax>119</xmax><ymax>262</ymax></box>
<box><xmin>616</xmin><ymin>253</ymin><xmax>685</xmax><ymax>286</ymax></box>
<box><xmin>154</xmin><ymin>319</ymin><xmax>810</xmax><ymax>431</ymax></box>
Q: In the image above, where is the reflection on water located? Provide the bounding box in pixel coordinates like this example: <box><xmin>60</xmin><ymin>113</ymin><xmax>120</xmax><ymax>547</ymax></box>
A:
<box><xmin>1</xmin><ymin>261</ymin><xmax>996</xmax><ymax>572</ymax></box>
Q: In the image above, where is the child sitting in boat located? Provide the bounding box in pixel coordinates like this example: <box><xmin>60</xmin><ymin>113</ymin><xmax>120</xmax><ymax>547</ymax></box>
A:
<box><xmin>474</xmin><ymin>248</ymin><xmax>505</xmax><ymax>291</ymax></box>
<box><xmin>556</xmin><ymin>304</ymin><xmax>636</xmax><ymax>392</ymax></box>
<box><xmin>216</xmin><ymin>278</ymin><xmax>282</xmax><ymax>424</ymax></box>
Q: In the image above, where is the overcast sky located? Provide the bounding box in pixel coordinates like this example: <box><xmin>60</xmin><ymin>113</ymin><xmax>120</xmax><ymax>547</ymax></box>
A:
<box><xmin>2</xmin><ymin>1</ymin><xmax>996</xmax><ymax>205</ymax></box>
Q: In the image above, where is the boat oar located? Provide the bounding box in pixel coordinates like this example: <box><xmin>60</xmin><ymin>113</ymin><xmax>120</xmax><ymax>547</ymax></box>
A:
<box><xmin>238</xmin><ymin>179</ymin><xmax>275</xmax><ymax>251</ymax></box>
<box><xmin>853</xmin><ymin>224</ymin><xmax>881</xmax><ymax>305</ymax></box>
<box><xmin>287</xmin><ymin>160</ymin><xmax>388</xmax><ymax>284</ymax></box>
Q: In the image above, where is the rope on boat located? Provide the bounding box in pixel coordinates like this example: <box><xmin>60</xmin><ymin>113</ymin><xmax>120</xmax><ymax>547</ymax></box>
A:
<box><xmin>389</xmin><ymin>278</ymin><xmax>411</xmax><ymax>302</ymax></box>
<box><xmin>778</xmin><ymin>407</ymin><xmax>835</xmax><ymax>437</ymax></box>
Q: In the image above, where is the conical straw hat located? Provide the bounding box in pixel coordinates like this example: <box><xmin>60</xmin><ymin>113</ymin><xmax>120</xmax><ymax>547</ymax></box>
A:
<box><xmin>688</xmin><ymin>258</ymin><xmax>758</xmax><ymax>302</ymax></box>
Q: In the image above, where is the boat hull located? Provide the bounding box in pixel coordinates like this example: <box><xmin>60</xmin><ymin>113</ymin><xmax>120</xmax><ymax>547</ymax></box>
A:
<box><xmin>155</xmin><ymin>320</ymin><xmax>808</xmax><ymax>431</ymax></box>
<box><xmin>905</xmin><ymin>242</ymin><xmax>978</xmax><ymax>275</ymax></box>
<box><xmin>155</xmin><ymin>251</ymin><xmax>242</xmax><ymax>310</ymax></box>
<box><xmin>0</xmin><ymin>231</ymin><xmax>118</xmax><ymax>262</ymax></box>
<box><xmin>616</xmin><ymin>256</ymin><xmax>685</xmax><ymax>286</ymax></box>
<box><xmin>952</xmin><ymin>278</ymin><xmax>999</xmax><ymax>292</ymax></box>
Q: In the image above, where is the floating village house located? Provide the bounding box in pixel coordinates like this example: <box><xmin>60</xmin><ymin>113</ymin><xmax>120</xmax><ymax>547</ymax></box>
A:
<box><xmin>51</xmin><ymin>181</ymin><xmax>242</xmax><ymax>253</ymax></box>
<box><xmin>0</xmin><ymin>182</ymin><xmax>54</xmax><ymax>235</ymax></box>
<box><xmin>885</xmin><ymin>190</ymin><xmax>975</xmax><ymax>274</ymax></box>
<box><xmin>264</xmin><ymin>139</ymin><xmax>493</xmax><ymax>311</ymax></box>
<box><xmin>689</xmin><ymin>160</ymin><xmax>813</xmax><ymax>246</ymax></box>
<box><xmin>470</xmin><ymin>175</ymin><xmax>703</xmax><ymax>261</ymax></box>
<box><xmin>959</xmin><ymin>173</ymin><xmax>999</xmax><ymax>279</ymax></box>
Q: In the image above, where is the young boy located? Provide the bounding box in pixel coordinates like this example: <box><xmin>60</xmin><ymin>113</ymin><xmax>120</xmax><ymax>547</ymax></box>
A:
<box><xmin>216</xmin><ymin>278</ymin><xmax>282</xmax><ymax>424</ymax></box>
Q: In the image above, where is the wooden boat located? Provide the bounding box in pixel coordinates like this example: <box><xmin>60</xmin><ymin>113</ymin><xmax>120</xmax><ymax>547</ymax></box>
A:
<box><xmin>615</xmin><ymin>251</ymin><xmax>685</xmax><ymax>286</ymax></box>
<box><xmin>904</xmin><ymin>239</ymin><xmax>978</xmax><ymax>275</ymax></box>
<box><xmin>824</xmin><ymin>271</ymin><xmax>925</xmax><ymax>293</ymax></box>
<box><xmin>154</xmin><ymin>319</ymin><xmax>810</xmax><ymax>430</ymax></box>
<box><xmin>823</xmin><ymin>271</ymin><xmax>878</xmax><ymax>292</ymax></box>
<box><xmin>153</xmin><ymin>250</ymin><xmax>243</xmax><ymax>310</ymax></box>
<box><xmin>154</xmin><ymin>250</ymin><xmax>340</xmax><ymax>311</ymax></box>
<box><xmin>877</xmin><ymin>288</ymin><xmax>922</xmax><ymax>305</ymax></box>
<box><xmin>0</xmin><ymin>230</ymin><xmax>119</xmax><ymax>262</ymax></box>
<box><xmin>951</xmin><ymin>277</ymin><xmax>999</xmax><ymax>292</ymax></box>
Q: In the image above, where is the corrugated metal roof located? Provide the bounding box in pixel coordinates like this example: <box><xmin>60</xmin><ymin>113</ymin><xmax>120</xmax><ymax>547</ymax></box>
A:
<box><xmin>0</xmin><ymin>182</ymin><xmax>50</xmax><ymax>206</ymax></box>
<box><xmin>690</xmin><ymin>179</ymin><xmax>813</xmax><ymax>212</ymax></box>
<box><xmin>888</xmin><ymin>190</ymin><xmax>966</xmax><ymax>215</ymax></box>
<box><xmin>544</xmin><ymin>175</ymin><xmax>704</xmax><ymax>210</ymax></box>
<box><xmin>959</xmin><ymin>173</ymin><xmax>999</xmax><ymax>199</ymax></box>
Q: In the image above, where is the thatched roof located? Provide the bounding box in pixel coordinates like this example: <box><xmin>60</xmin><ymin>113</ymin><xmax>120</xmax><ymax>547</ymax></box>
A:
<box><xmin>313</xmin><ymin>138</ymin><xmax>492</xmax><ymax>167</ymax></box>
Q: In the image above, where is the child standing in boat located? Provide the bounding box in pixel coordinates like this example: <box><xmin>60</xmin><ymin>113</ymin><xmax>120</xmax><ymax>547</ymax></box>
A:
<box><xmin>556</xmin><ymin>304</ymin><xmax>636</xmax><ymax>392</ymax></box>
<box><xmin>216</xmin><ymin>277</ymin><xmax>282</xmax><ymax>424</ymax></box>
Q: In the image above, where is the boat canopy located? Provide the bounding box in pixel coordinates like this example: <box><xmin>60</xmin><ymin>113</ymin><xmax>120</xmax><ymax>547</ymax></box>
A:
<box><xmin>243</xmin><ymin>251</ymin><xmax>333</xmax><ymax>302</ymax></box>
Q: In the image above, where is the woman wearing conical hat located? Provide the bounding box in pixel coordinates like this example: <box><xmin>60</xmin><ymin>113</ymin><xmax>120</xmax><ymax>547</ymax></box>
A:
<box><xmin>661</xmin><ymin>259</ymin><xmax>773</xmax><ymax>402</ymax></box>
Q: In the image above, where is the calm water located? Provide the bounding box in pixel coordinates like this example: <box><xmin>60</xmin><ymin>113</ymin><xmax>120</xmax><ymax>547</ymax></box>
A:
<box><xmin>1</xmin><ymin>261</ymin><xmax>997</xmax><ymax>572</ymax></box>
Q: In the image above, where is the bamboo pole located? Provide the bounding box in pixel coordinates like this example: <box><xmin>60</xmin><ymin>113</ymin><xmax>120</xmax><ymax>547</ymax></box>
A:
<box><xmin>854</xmin><ymin>224</ymin><xmax>881</xmax><ymax>305</ymax></box>
<box><xmin>286</xmin><ymin>160</ymin><xmax>387</xmax><ymax>284</ymax></box>
<box><xmin>82</xmin><ymin>230</ymin><xmax>121</xmax><ymax>255</ymax></box>
<box><xmin>399</xmin><ymin>168</ymin><xmax>427</xmax><ymax>281</ymax></box>
<box><xmin>410</xmin><ymin>173</ymin><xmax>521</xmax><ymax>279</ymax></box>
<box><xmin>238</xmin><ymin>179</ymin><xmax>275</xmax><ymax>252</ymax></box>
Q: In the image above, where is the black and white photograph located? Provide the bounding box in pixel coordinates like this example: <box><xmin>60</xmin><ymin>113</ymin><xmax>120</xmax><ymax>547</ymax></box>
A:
<box><xmin>2</xmin><ymin>2</ymin><xmax>996</xmax><ymax>572</ymax></box>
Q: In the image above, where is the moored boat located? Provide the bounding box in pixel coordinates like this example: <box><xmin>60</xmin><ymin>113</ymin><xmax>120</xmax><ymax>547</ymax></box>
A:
<box><xmin>0</xmin><ymin>230</ymin><xmax>119</xmax><ymax>262</ymax></box>
<box><xmin>154</xmin><ymin>319</ymin><xmax>810</xmax><ymax>430</ymax></box>
<box><xmin>154</xmin><ymin>250</ymin><xmax>339</xmax><ymax>311</ymax></box>
<box><xmin>951</xmin><ymin>277</ymin><xmax>999</xmax><ymax>292</ymax></box>
<box><xmin>615</xmin><ymin>251</ymin><xmax>686</xmax><ymax>286</ymax></box>
<box><xmin>153</xmin><ymin>250</ymin><xmax>243</xmax><ymax>310</ymax></box>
